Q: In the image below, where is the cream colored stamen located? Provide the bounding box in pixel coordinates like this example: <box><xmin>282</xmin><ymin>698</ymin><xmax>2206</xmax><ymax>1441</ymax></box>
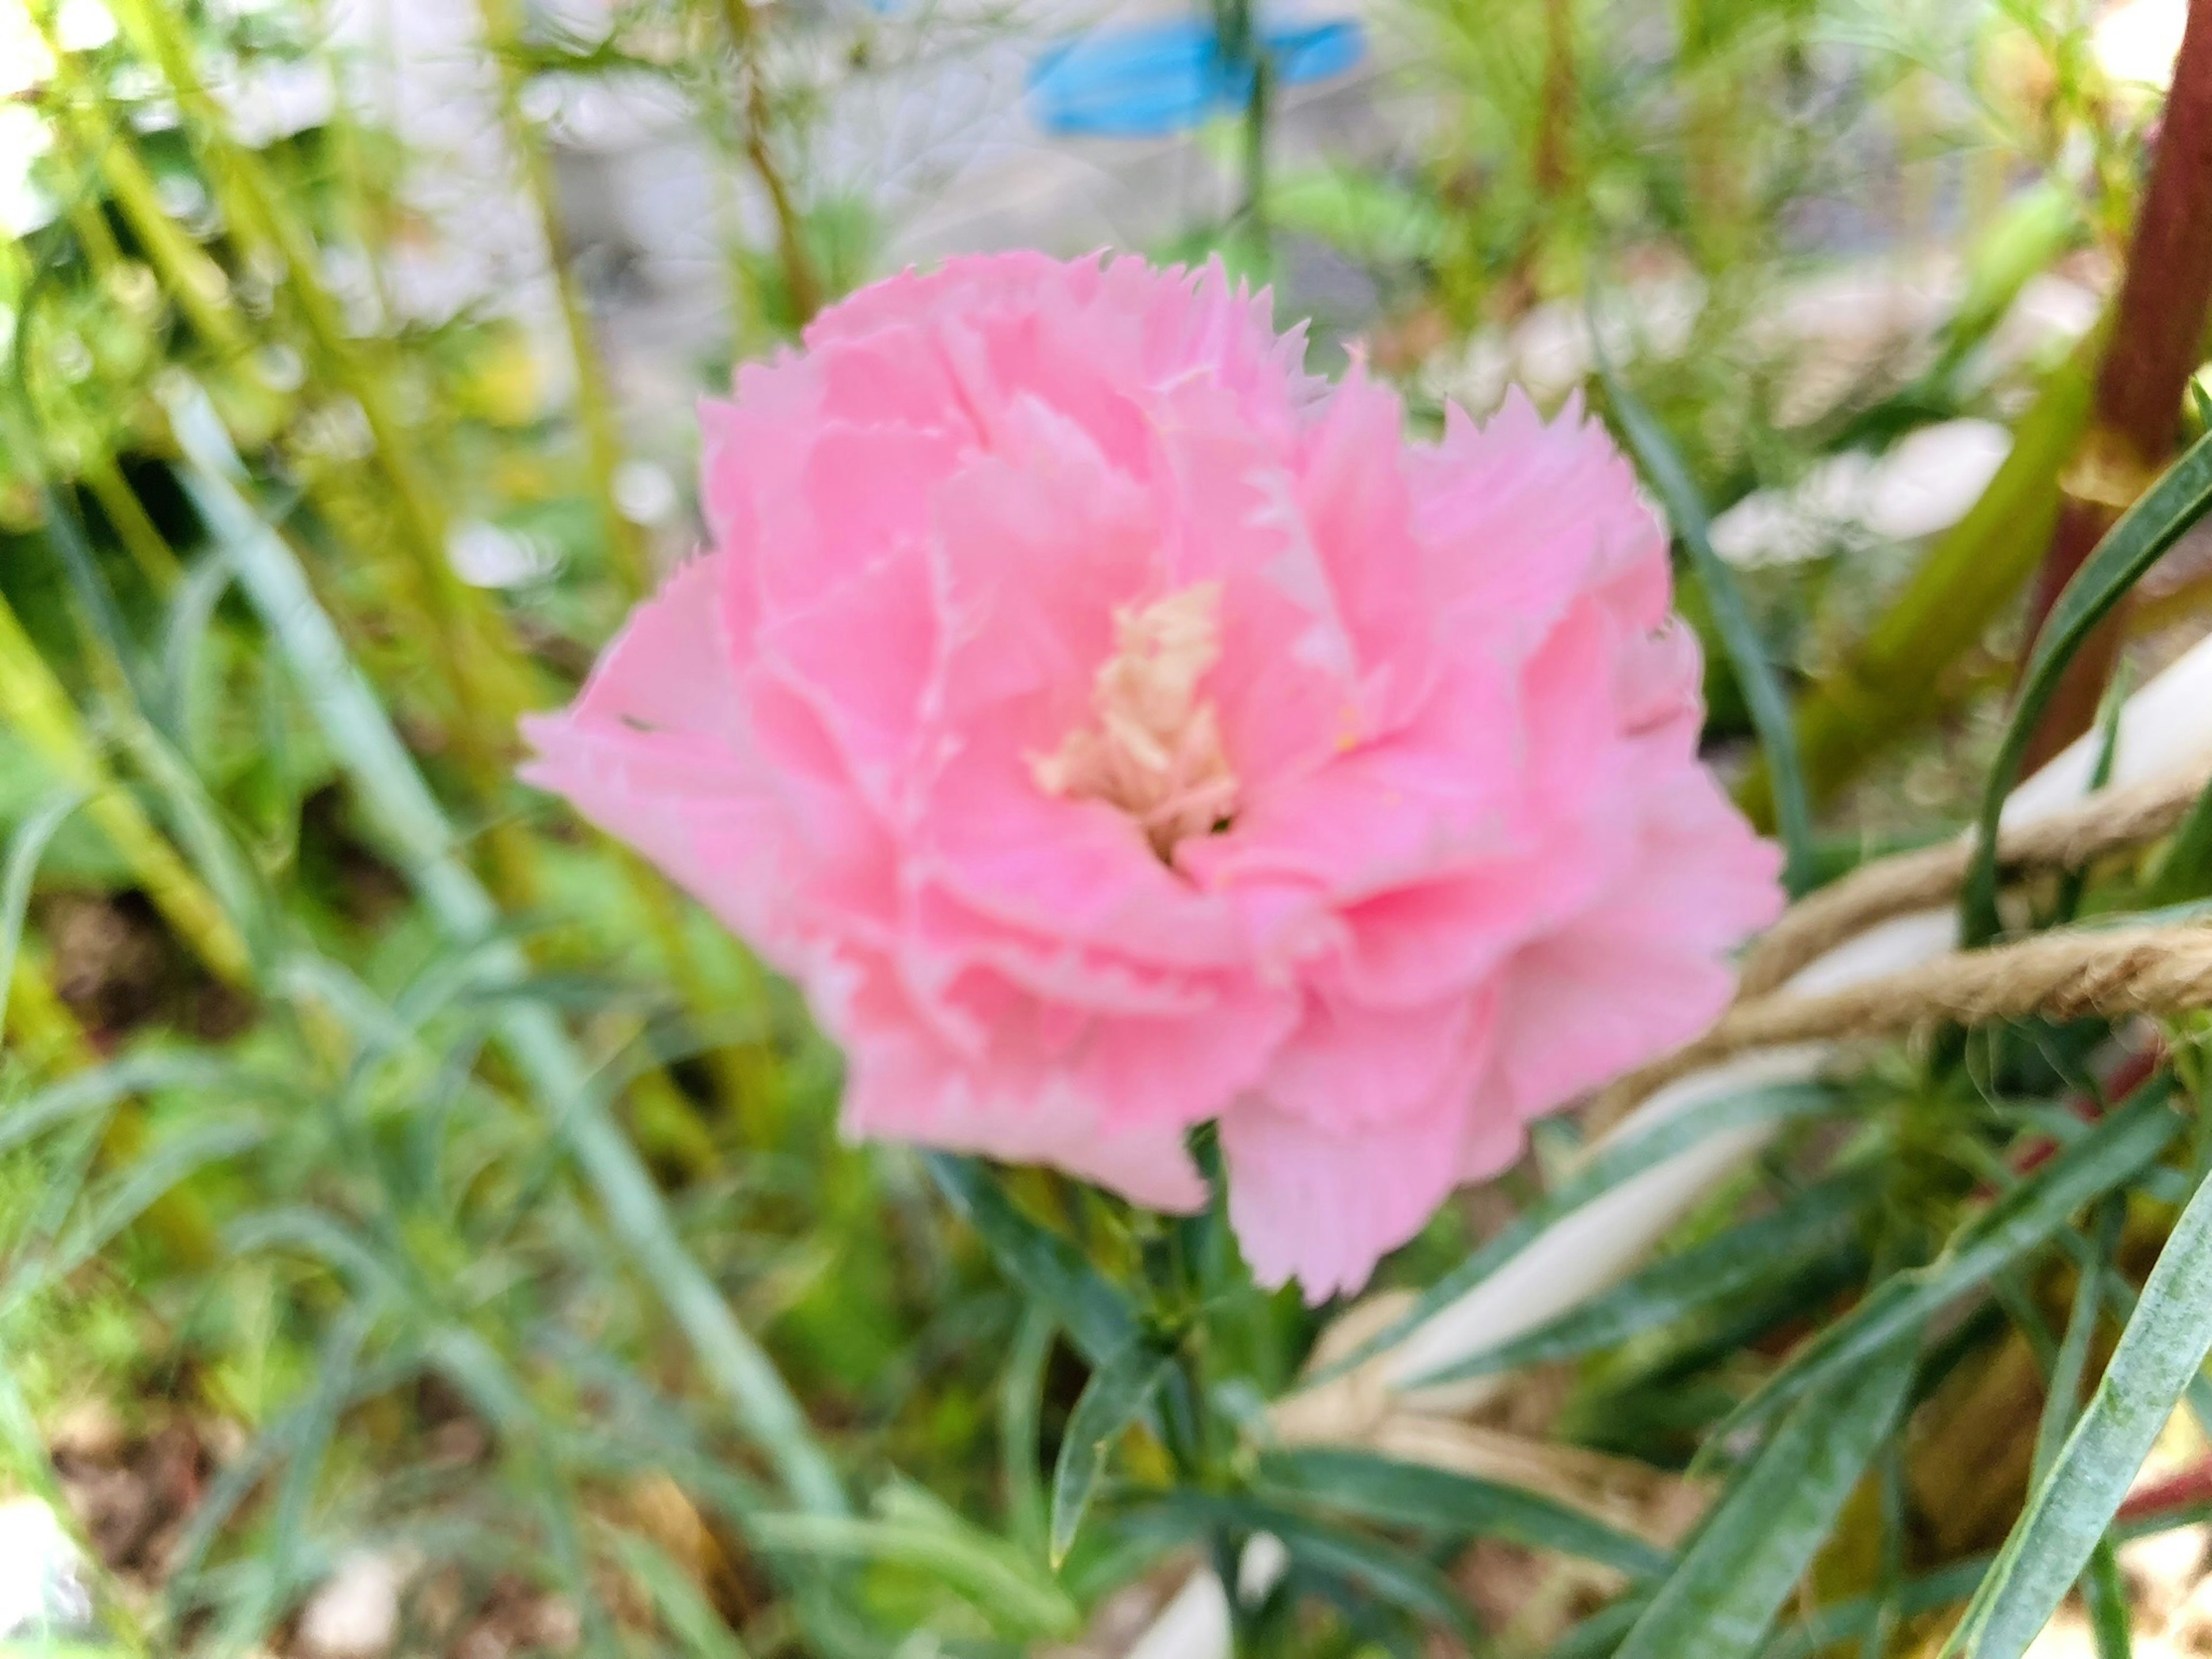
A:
<box><xmin>1030</xmin><ymin>582</ymin><xmax>1240</xmax><ymax>859</ymax></box>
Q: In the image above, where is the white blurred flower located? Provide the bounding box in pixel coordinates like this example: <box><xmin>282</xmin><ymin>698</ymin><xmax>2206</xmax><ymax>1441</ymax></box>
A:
<box><xmin>2096</xmin><ymin>0</ymin><xmax>2187</xmax><ymax>88</ymax></box>
<box><xmin>54</xmin><ymin>0</ymin><xmax>116</xmax><ymax>51</ymax></box>
<box><xmin>612</xmin><ymin>460</ymin><xmax>679</xmax><ymax>527</ymax></box>
<box><xmin>448</xmin><ymin>520</ymin><xmax>559</xmax><ymax>588</ymax></box>
<box><xmin>0</xmin><ymin>1498</ymin><xmax>93</xmax><ymax>1640</ymax></box>
<box><xmin>1711</xmin><ymin>419</ymin><xmax>2012</xmax><ymax>566</ymax></box>
<box><xmin>0</xmin><ymin>103</ymin><xmax>55</xmax><ymax>237</ymax></box>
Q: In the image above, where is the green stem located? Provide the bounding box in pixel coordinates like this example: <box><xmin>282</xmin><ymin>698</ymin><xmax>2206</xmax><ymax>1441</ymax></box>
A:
<box><xmin>0</xmin><ymin>592</ymin><xmax>252</xmax><ymax>988</ymax></box>
<box><xmin>104</xmin><ymin>0</ymin><xmax>547</xmax><ymax>840</ymax></box>
<box><xmin>713</xmin><ymin>0</ymin><xmax>824</xmax><ymax>326</ymax></box>
<box><xmin>476</xmin><ymin>0</ymin><xmax>653</xmax><ymax>602</ymax></box>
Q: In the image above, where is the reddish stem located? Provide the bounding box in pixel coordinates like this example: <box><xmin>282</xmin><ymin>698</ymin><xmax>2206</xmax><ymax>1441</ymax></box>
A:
<box><xmin>2021</xmin><ymin>0</ymin><xmax>2212</xmax><ymax>769</ymax></box>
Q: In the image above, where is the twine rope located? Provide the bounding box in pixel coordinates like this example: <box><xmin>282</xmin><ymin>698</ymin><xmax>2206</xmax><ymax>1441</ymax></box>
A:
<box><xmin>1736</xmin><ymin>760</ymin><xmax>2212</xmax><ymax>999</ymax></box>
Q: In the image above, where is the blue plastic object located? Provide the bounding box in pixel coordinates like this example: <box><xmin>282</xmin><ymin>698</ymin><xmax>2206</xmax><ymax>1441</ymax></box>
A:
<box><xmin>1027</xmin><ymin>15</ymin><xmax>1366</xmax><ymax>138</ymax></box>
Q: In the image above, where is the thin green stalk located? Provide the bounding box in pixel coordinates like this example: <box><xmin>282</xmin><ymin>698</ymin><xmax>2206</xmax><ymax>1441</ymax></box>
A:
<box><xmin>712</xmin><ymin>0</ymin><xmax>824</xmax><ymax>326</ymax></box>
<box><xmin>0</xmin><ymin>593</ymin><xmax>251</xmax><ymax>988</ymax></box>
<box><xmin>171</xmin><ymin>385</ymin><xmax>846</xmax><ymax>1518</ymax></box>
<box><xmin>103</xmin><ymin>0</ymin><xmax>546</xmax><ymax>806</ymax></box>
<box><xmin>82</xmin><ymin>452</ymin><xmax>183</xmax><ymax>594</ymax></box>
<box><xmin>6</xmin><ymin>947</ymin><xmax>219</xmax><ymax>1265</ymax></box>
<box><xmin>476</xmin><ymin>0</ymin><xmax>652</xmax><ymax>601</ymax></box>
<box><xmin>26</xmin><ymin>18</ymin><xmax>252</xmax><ymax>361</ymax></box>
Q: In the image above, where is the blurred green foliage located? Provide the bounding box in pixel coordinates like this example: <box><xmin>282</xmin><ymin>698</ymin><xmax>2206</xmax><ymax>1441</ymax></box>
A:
<box><xmin>3</xmin><ymin>0</ymin><xmax>2212</xmax><ymax>1653</ymax></box>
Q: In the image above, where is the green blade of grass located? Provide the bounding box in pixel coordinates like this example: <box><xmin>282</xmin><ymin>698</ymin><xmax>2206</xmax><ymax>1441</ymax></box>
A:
<box><xmin>1257</xmin><ymin>1445</ymin><xmax>1671</xmax><ymax>1578</ymax></box>
<box><xmin>1050</xmin><ymin>1340</ymin><xmax>1173</xmax><ymax>1567</ymax></box>
<box><xmin>1610</xmin><ymin>1339</ymin><xmax>1919</xmax><ymax>1659</ymax></box>
<box><xmin>2145</xmin><ymin>772</ymin><xmax>2212</xmax><ymax>906</ymax></box>
<box><xmin>1153</xmin><ymin>1490</ymin><xmax>1483</xmax><ymax>1648</ymax></box>
<box><xmin>926</xmin><ymin>1154</ymin><xmax>1142</xmax><ymax>1368</ymax></box>
<box><xmin>0</xmin><ymin>788</ymin><xmax>88</xmax><ymax>1049</ymax></box>
<box><xmin>1331</xmin><ymin>1080</ymin><xmax>1843</xmax><ymax>1387</ymax></box>
<box><xmin>1941</xmin><ymin>1158</ymin><xmax>2212</xmax><ymax>1658</ymax></box>
<box><xmin>1719</xmin><ymin>1085</ymin><xmax>2180</xmax><ymax>1440</ymax></box>
<box><xmin>167</xmin><ymin>384</ymin><xmax>846</xmax><ymax>1520</ymax></box>
<box><xmin>1598</xmin><ymin>358</ymin><xmax>1816</xmax><ymax>895</ymax></box>
<box><xmin>1962</xmin><ymin>426</ymin><xmax>2212</xmax><ymax>944</ymax></box>
<box><xmin>1417</xmin><ymin>1170</ymin><xmax>1872</xmax><ymax>1385</ymax></box>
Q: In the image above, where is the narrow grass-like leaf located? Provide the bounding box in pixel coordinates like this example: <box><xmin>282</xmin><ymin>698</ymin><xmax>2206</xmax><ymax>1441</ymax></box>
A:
<box><xmin>609</xmin><ymin>1533</ymin><xmax>752</xmax><ymax>1659</ymax></box>
<box><xmin>1001</xmin><ymin>1306</ymin><xmax>1056</xmax><ymax>1558</ymax></box>
<box><xmin>2145</xmin><ymin>771</ymin><xmax>2212</xmax><ymax>907</ymax></box>
<box><xmin>1612</xmin><ymin>1340</ymin><xmax>1918</xmax><ymax>1659</ymax></box>
<box><xmin>171</xmin><ymin>387</ymin><xmax>846</xmax><ymax>1518</ymax></box>
<box><xmin>1963</xmin><ymin>426</ymin><xmax>2212</xmax><ymax>944</ymax></box>
<box><xmin>2035</xmin><ymin>1202</ymin><xmax>2122</xmax><ymax>1490</ymax></box>
<box><xmin>1050</xmin><ymin>1340</ymin><xmax>1173</xmax><ymax>1567</ymax></box>
<box><xmin>1599</xmin><ymin>358</ymin><xmax>1815</xmax><ymax>895</ymax></box>
<box><xmin>1152</xmin><ymin>1491</ymin><xmax>1482</xmax><ymax>1648</ymax></box>
<box><xmin>0</xmin><ymin>787</ymin><xmax>89</xmax><ymax>1047</ymax></box>
<box><xmin>749</xmin><ymin>1511</ymin><xmax>1080</xmax><ymax>1638</ymax></box>
<box><xmin>1342</xmin><ymin>1081</ymin><xmax>1842</xmax><ymax>1385</ymax></box>
<box><xmin>1941</xmin><ymin>1159</ymin><xmax>2212</xmax><ymax>1658</ymax></box>
<box><xmin>926</xmin><ymin>1154</ymin><xmax>1141</xmax><ymax>1367</ymax></box>
<box><xmin>1722</xmin><ymin>1086</ymin><xmax>2179</xmax><ymax>1436</ymax></box>
<box><xmin>36</xmin><ymin>1116</ymin><xmax>268</xmax><ymax>1287</ymax></box>
<box><xmin>1257</xmin><ymin>1445</ymin><xmax>1669</xmax><ymax>1578</ymax></box>
<box><xmin>2084</xmin><ymin>1539</ymin><xmax>2132</xmax><ymax>1659</ymax></box>
<box><xmin>1420</xmin><ymin>1172</ymin><xmax>1872</xmax><ymax>1384</ymax></box>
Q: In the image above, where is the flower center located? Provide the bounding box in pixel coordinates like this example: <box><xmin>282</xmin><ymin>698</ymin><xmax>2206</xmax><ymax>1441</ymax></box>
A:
<box><xmin>1029</xmin><ymin>582</ymin><xmax>1240</xmax><ymax>861</ymax></box>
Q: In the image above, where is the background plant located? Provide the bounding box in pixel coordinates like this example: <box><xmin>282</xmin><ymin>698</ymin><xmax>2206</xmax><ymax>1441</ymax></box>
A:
<box><xmin>5</xmin><ymin>0</ymin><xmax>2212</xmax><ymax>1653</ymax></box>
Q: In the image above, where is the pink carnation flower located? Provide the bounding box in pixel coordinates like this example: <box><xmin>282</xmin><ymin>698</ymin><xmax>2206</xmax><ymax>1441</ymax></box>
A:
<box><xmin>522</xmin><ymin>252</ymin><xmax>1784</xmax><ymax>1300</ymax></box>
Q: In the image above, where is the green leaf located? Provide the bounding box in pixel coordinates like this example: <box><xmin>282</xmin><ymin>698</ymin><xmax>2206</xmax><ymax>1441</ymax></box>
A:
<box><xmin>2083</xmin><ymin>1539</ymin><xmax>2132</xmax><ymax>1659</ymax></box>
<box><xmin>1612</xmin><ymin>1340</ymin><xmax>1919</xmax><ymax>1659</ymax></box>
<box><xmin>2145</xmin><ymin>771</ymin><xmax>2212</xmax><ymax>907</ymax></box>
<box><xmin>1963</xmin><ymin>425</ymin><xmax>2212</xmax><ymax>944</ymax></box>
<box><xmin>1001</xmin><ymin>1306</ymin><xmax>1056</xmax><ymax>1559</ymax></box>
<box><xmin>1257</xmin><ymin>1445</ymin><xmax>1669</xmax><ymax>1578</ymax></box>
<box><xmin>1153</xmin><ymin>1491</ymin><xmax>1482</xmax><ymax>1648</ymax></box>
<box><xmin>750</xmin><ymin>1500</ymin><xmax>1080</xmax><ymax>1638</ymax></box>
<box><xmin>926</xmin><ymin>1154</ymin><xmax>1142</xmax><ymax>1367</ymax></box>
<box><xmin>1338</xmin><ymin>1081</ymin><xmax>1843</xmax><ymax>1387</ymax></box>
<box><xmin>609</xmin><ymin>1533</ymin><xmax>752</xmax><ymax>1659</ymax></box>
<box><xmin>1421</xmin><ymin>1172</ymin><xmax>1872</xmax><ymax>1384</ymax></box>
<box><xmin>1599</xmin><ymin>358</ymin><xmax>1815</xmax><ymax>896</ymax></box>
<box><xmin>1722</xmin><ymin>1085</ymin><xmax>2180</xmax><ymax>1437</ymax></box>
<box><xmin>1049</xmin><ymin>1340</ymin><xmax>1173</xmax><ymax>1567</ymax></box>
<box><xmin>171</xmin><ymin>394</ymin><xmax>845</xmax><ymax>1519</ymax></box>
<box><xmin>1941</xmin><ymin>1157</ymin><xmax>2212</xmax><ymax>1658</ymax></box>
<box><xmin>0</xmin><ymin>785</ymin><xmax>88</xmax><ymax>1046</ymax></box>
<box><xmin>2034</xmin><ymin>1202</ymin><xmax>2123</xmax><ymax>1490</ymax></box>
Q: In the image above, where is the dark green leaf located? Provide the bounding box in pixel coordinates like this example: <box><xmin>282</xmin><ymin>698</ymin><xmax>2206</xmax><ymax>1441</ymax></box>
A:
<box><xmin>1724</xmin><ymin>1085</ymin><xmax>2179</xmax><ymax>1436</ymax></box>
<box><xmin>1337</xmin><ymin>1082</ymin><xmax>1843</xmax><ymax>1387</ymax></box>
<box><xmin>1050</xmin><ymin>1340</ymin><xmax>1173</xmax><ymax>1567</ymax></box>
<box><xmin>1942</xmin><ymin>1159</ymin><xmax>2212</xmax><ymax>1658</ymax></box>
<box><xmin>1258</xmin><ymin>1446</ymin><xmax>1669</xmax><ymax>1578</ymax></box>
<box><xmin>1421</xmin><ymin>1172</ymin><xmax>1872</xmax><ymax>1384</ymax></box>
<box><xmin>1153</xmin><ymin>1492</ymin><xmax>1481</xmax><ymax>1649</ymax></box>
<box><xmin>0</xmin><ymin>786</ymin><xmax>88</xmax><ymax>1043</ymax></box>
<box><xmin>927</xmin><ymin>1154</ymin><xmax>1142</xmax><ymax>1367</ymax></box>
<box><xmin>2145</xmin><ymin>771</ymin><xmax>2212</xmax><ymax>907</ymax></box>
<box><xmin>1001</xmin><ymin>1306</ymin><xmax>1056</xmax><ymax>1559</ymax></box>
<box><xmin>1599</xmin><ymin>358</ymin><xmax>1815</xmax><ymax>895</ymax></box>
<box><xmin>1612</xmin><ymin>1340</ymin><xmax>1919</xmax><ymax>1659</ymax></box>
<box><xmin>2084</xmin><ymin>1539</ymin><xmax>2132</xmax><ymax>1659</ymax></box>
<box><xmin>1963</xmin><ymin>426</ymin><xmax>2212</xmax><ymax>943</ymax></box>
